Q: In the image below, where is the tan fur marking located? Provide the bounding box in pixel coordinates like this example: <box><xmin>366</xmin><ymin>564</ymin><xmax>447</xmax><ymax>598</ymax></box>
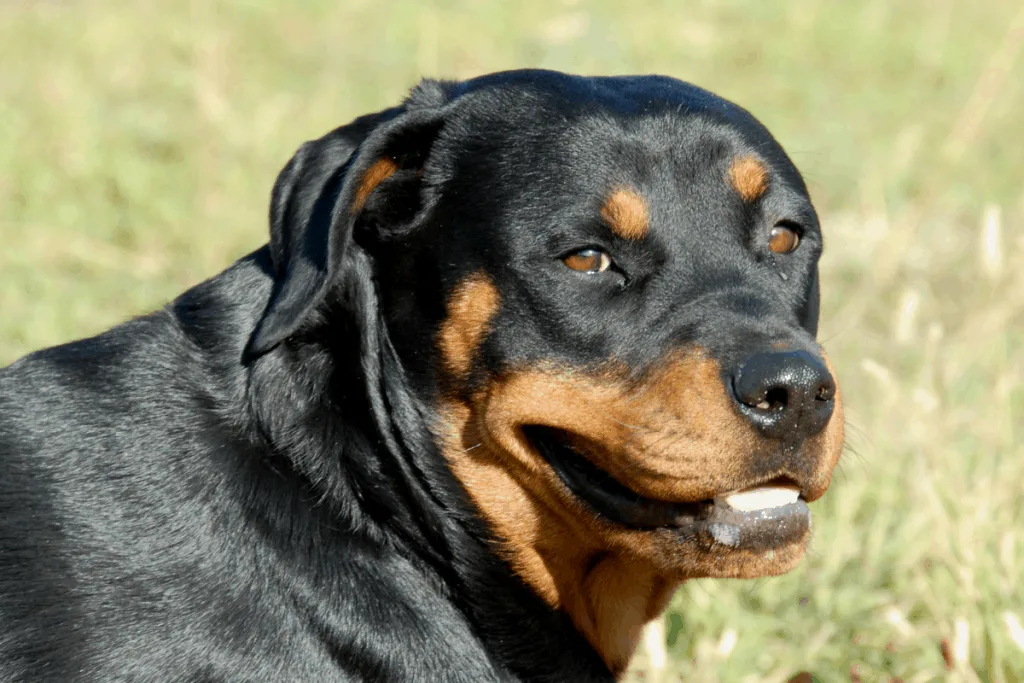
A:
<box><xmin>436</xmin><ymin>274</ymin><xmax>500</xmax><ymax>380</ymax></box>
<box><xmin>435</xmin><ymin>347</ymin><xmax>844</xmax><ymax>675</ymax></box>
<box><xmin>601</xmin><ymin>189</ymin><xmax>649</xmax><ymax>241</ymax></box>
<box><xmin>351</xmin><ymin>157</ymin><xmax>399</xmax><ymax>214</ymax></box>
<box><xmin>728</xmin><ymin>155</ymin><xmax>769</xmax><ymax>202</ymax></box>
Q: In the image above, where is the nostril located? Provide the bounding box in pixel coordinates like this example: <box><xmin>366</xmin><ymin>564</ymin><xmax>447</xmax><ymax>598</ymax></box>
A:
<box><xmin>762</xmin><ymin>387</ymin><xmax>788</xmax><ymax>411</ymax></box>
<box><xmin>747</xmin><ymin>386</ymin><xmax>788</xmax><ymax>412</ymax></box>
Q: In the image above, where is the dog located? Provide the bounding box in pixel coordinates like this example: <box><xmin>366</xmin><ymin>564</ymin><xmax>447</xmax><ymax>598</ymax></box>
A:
<box><xmin>0</xmin><ymin>69</ymin><xmax>844</xmax><ymax>682</ymax></box>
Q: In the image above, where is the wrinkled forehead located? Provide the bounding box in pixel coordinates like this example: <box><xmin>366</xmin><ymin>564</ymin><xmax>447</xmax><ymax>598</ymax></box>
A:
<box><xmin>553</xmin><ymin>114</ymin><xmax>795</xmax><ymax>203</ymax></box>
<box><xmin>437</xmin><ymin>99</ymin><xmax>812</xmax><ymax>245</ymax></box>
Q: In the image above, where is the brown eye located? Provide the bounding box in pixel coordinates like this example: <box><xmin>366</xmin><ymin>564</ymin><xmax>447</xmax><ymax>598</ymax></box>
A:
<box><xmin>768</xmin><ymin>224</ymin><xmax>800</xmax><ymax>254</ymax></box>
<box><xmin>562</xmin><ymin>248</ymin><xmax>612</xmax><ymax>273</ymax></box>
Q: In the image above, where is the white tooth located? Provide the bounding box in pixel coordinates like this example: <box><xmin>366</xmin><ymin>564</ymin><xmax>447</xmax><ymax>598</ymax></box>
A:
<box><xmin>717</xmin><ymin>486</ymin><xmax>800</xmax><ymax>512</ymax></box>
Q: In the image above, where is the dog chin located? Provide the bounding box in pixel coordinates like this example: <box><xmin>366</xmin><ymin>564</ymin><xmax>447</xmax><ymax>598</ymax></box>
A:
<box><xmin>669</xmin><ymin>533</ymin><xmax>811</xmax><ymax>580</ymax></box>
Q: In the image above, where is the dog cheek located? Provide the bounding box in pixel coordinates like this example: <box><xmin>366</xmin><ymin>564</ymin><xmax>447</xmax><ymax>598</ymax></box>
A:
<box><xmin>432</xmin><ymin>394</ymin><xmax>583</xmax><ymax>610</ymax></box>
<box><xmin>436</xmin><ymin>273</ymin><xmax>501</xmax><ymax>382</ymax></box>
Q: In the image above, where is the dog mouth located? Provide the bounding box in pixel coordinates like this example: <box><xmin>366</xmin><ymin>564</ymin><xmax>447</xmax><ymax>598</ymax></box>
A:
<box><xmin>524</xmin><ymin>426</ymin><xmax>811</xmax><ymax>550</ymax></box>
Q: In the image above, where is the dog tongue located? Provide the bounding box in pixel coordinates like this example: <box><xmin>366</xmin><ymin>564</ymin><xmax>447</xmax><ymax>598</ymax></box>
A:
<box><xmin>715</xmin><ymin>485</ymin><xmax>800</xmax><ymax>512</ymax></box>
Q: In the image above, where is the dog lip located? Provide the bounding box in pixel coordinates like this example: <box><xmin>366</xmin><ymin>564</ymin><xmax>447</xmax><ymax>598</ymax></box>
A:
<box><xmin>525</xmin><ymin>427</ymin><xmax>813</xmax><ymax>549</ymax></box>
<box><xmin>691</xmin><ymin>498</ymin><xmax>811</xmax><ymax>550</ymax></box>
<box><xmin>524</xmin><ymin>426</ymin><xmax>713</xmax><ymax>529</ymax></box>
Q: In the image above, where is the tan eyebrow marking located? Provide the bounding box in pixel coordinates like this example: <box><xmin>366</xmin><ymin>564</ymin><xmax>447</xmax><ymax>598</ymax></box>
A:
<box><xmin>600</xmin><ymin>188</ymin><xmax>649</xmax><ymax>241</ymax></box>
<box><xmin>728</xmin><ymin>155</ymin><xmax>769</xmax><ymax>202</ymax></box>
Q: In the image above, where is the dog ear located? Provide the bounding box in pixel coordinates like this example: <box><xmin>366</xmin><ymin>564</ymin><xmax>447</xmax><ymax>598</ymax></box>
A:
<box><xmin>247</xmin><ymin>86</ymin><xmax>450</xmax><ymax>357</ymax></box>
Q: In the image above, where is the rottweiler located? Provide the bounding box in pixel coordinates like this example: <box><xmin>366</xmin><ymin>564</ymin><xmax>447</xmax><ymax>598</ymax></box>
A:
<box><xmin>0</xmin><ymin>69</ymin><xmax>843</xmax><ymax>682</ymax></box>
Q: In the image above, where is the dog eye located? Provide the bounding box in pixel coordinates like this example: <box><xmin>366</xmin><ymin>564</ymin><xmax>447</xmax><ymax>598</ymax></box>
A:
<box><xmin>562</xmin><ymin>248</ymin><xmax>612</xmax><ymax>273</ymax></box>
<box><xmin>768</xmin><ymin>224</ymin><xmax>800</xmax><ymax>254</ymax></box>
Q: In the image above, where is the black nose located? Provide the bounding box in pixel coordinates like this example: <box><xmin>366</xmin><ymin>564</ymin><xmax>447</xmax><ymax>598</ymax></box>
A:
<box><xmin>731</xmin><ymin>350</ymin><xmax>836</xmax><ymax>440</ymax></box>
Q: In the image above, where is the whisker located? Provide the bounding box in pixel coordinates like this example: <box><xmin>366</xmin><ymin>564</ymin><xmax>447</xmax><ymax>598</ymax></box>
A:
<box><xmin>607</xmin><ymin>415</ymin><xmax>646</xmax><ymax>431</ymax></box>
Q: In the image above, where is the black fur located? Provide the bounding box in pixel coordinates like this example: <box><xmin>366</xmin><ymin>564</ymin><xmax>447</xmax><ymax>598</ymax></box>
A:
<box><xmin>0</xmin><ymin>70</ymin><xmax>824</xmax><ymax>681</ymax></box>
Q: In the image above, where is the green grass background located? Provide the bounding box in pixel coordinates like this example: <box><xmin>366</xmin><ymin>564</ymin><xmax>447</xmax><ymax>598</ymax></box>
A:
<box><xmin>2</xmin><ymin>1</ymin><xmax>1022</xmax><ymax>680</ymax></box>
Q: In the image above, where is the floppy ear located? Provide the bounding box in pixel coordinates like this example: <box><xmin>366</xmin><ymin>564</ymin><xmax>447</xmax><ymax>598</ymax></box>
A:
<box><xmin>247</xmin><ymin>91</ymin><xmax>449</xmax><ymax>357</ymax></box>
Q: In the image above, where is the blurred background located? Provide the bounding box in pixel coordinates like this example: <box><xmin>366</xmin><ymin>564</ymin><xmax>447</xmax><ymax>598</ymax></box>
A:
<box><xmin>1</xmin><ymin>1</ymin><xmax>1022</xmax><ymax>680</ymax></box>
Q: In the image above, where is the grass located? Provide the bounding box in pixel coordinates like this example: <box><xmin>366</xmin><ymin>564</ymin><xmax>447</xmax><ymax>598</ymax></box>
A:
<box><xmin>1</xmin><ymin>1</ymin><xmax>1022</xmax><ymax>680</ymax></box>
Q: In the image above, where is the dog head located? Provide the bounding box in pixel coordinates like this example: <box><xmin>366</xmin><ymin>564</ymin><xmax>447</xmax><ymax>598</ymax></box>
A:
<box><xmin>250</xmin><ymin>70</ymin><xmax>843</xmax><ymax>675</ymax></box>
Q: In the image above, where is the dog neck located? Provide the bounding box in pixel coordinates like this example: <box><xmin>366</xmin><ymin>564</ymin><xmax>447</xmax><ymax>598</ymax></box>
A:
<box><xmin>245</xmin><ymin>323</ymin><xmax>616</xmax><ymax>680</ymax></box>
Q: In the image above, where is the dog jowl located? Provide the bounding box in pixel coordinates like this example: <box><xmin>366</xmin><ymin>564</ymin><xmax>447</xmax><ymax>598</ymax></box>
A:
<box><xmin>0</xmin><ymin>70</ymin><xmax>842</xmax><ymax>682</ymax></box>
